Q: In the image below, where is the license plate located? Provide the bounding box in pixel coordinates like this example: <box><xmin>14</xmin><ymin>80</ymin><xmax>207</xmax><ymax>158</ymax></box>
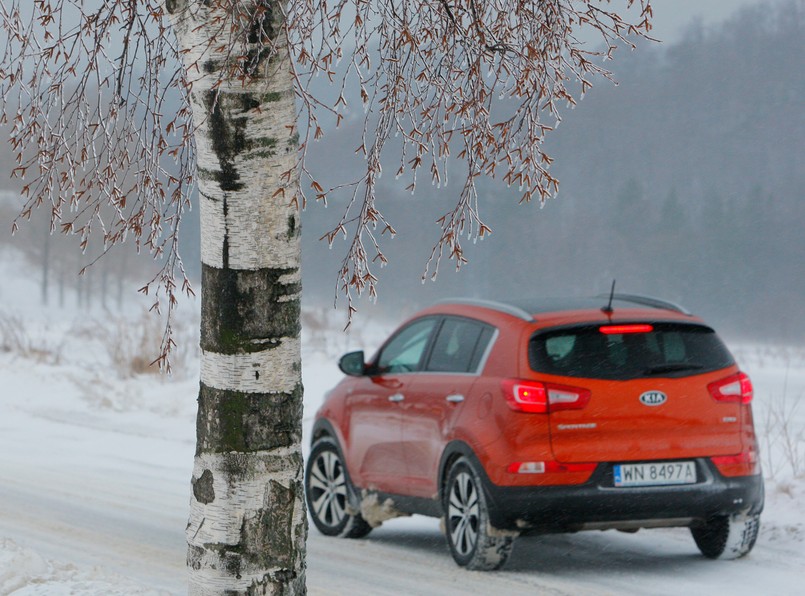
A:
<box><xmin>613</xmin><ymin>461</ymin><xmax>696</xmax><ymax>487</ymax></box>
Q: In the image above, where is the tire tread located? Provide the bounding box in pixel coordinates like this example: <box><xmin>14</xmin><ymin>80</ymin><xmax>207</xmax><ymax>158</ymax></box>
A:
<box><xmin>691</xmin><ymin>513</ymin><xmax>760</xmax><ymax>560</ymax></box>
<box><xmin>444</xmin><ymin>457</ymin><xmax>516</xmax><ymax>570</ymax></box>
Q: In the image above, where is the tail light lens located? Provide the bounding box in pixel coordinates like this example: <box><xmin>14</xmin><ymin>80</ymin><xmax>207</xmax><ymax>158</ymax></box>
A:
<box><xmin>712</xmin><ymin>447</ymin><xmax>760</xmax><ymax>476</ymax></box>
<box><xmin>708</xmin><ymin>372</ymin><xmax>753</xmax><ymax>404</ymax></box>
<box><xmin>502</xmin><ymin>380</ymin><xmax>547</xmax><ymax>413</ymax></box>
<box><xmin>502</xmin><ymin>380</ymin><xmax>591</xmax><ymax>413</ymax></box>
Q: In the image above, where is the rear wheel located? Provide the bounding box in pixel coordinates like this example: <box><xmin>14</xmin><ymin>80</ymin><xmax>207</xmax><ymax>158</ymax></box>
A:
<box><xmin>691</xmin><ymin>513</ymin><xmax>760</xmax><ymax>559</ymax></box>
<box><xmin>443</xmin><ymin>457</ymin><xmax>515</xmax><ymax>570</ymax></box>
<box><xmin>305</xmin><ymin>438</ymin><xmax>372</xmax><ymax>538</ymax></box>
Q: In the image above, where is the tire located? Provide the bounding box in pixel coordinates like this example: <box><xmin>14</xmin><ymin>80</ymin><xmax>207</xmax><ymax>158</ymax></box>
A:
<box><xmin>691</xmin><ymin>513</ymin><xmax>760</xmax><ymax>559</ymax></box>
<box><xmin>443</xmin><ymin>457</ymin><xmax>515</xmax><ymax>570</ymax></box>
<box><xmin>305</xmin><ymin>438</ymin><xmax>373</xmax><ymax>539</ymax></box>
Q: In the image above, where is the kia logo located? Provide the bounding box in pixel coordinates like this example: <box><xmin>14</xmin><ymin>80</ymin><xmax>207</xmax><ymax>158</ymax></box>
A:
<box><xmin>639</xmin><ymin>391</ymin><xmax>667</xmax><ymax>406</ymax></box>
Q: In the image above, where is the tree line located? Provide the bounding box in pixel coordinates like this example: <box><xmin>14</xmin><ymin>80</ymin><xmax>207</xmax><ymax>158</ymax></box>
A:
<box><xmin>300</xmin><ymin>0</ymin><xmax>805</xmax><ymax>343</ymax></box>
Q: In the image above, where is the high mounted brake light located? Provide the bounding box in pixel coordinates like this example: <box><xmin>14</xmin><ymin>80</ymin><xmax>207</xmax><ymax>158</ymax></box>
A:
<box><xmin>599</xmin><ymin>324</ymin><xmax>654</xmax><ymax>335</ymax></box>
<box><xmin>502</xmin><ymin>380</ymin><xmax>591</xmax><ymax>413</ymax></box>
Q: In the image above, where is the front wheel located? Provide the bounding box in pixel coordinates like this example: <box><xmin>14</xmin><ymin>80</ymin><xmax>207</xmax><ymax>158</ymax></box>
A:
<box><xmin>305</xmin><ymin>438</ymin><xmax>372</xmax><ymax>539</ymax></box>
<box><xmin>443</xmin><ymin>457</ymin><xmax>515</xmax><ymax>570</ymax></box>
<box><xmin>691</xmin><ymin>513</ymin><xmax>760</xmax><ymax>559</ymax></box>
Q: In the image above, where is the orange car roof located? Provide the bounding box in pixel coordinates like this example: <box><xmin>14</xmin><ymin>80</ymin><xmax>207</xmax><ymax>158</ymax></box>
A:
<box><xmin>433</xmin><ymin>295</ymin><xmax>699</xmax><ymax>326</ymax></box>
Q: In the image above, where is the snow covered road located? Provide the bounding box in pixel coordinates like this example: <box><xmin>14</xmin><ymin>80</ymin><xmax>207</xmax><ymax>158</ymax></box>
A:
<box><xmin>3</xmin><ymin>455</ymin><xmax>805</xmax><ymax>596</ymax></box>
<box><xmin>1</xmin><ymin>345</ymin><xmax>804</xmax><ymax>594</ymax></box>
<box><xmin>309</xmin><ymin>520</ymin><xmax>805</xmax><ymax>596</ymax></box>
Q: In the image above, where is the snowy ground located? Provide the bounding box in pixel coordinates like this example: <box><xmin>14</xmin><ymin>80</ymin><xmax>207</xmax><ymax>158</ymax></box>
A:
<box><xmin>1</xmin><ymin>248</ymin><xmax>804</xmax><ymax>595</ymax></box>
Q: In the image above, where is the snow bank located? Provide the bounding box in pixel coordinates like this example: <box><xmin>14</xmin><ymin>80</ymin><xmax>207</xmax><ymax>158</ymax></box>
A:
<box><xmin>0</xmin><ymin>538</ymin><xmax>169</xmax><ymax>596</ymax></box>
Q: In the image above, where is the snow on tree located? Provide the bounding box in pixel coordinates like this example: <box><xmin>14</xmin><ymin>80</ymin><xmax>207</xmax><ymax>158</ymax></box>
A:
<box><xmin>0</xmin><ymin>0</ymin><xmax>652</xmax><ymax>593</ymax></box>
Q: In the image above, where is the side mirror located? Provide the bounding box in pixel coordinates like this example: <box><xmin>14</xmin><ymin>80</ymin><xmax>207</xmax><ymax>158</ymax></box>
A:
<box><xmin>339</xmin><ymin>350</ymin><xmax>367</xmax><ymax>376</ymax></box>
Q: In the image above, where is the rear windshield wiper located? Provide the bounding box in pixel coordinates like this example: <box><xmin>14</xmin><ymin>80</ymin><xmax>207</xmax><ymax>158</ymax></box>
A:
<box><xmin>643</xmin><ymin>363</ymin><xmax>704</xmax><ymax>376</ymax></box>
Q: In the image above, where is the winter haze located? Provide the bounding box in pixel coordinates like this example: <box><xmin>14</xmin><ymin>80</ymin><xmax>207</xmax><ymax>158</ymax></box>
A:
<box><xmin>1</xmin><ymin>0</ymin><xmax>804</xmax><ymax>594</ymax></box>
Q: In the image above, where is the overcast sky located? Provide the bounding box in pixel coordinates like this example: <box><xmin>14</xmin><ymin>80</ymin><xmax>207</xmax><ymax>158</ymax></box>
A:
<box><xmin>649</xmin><ymin>0</ymin><xmax>786</xmax><ymax>42</ymax></box>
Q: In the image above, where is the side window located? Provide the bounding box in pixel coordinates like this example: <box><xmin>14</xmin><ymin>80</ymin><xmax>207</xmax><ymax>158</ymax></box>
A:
<box><xmin>546</xmin><ymin>335</ymin><xmax>576</xmax><ymax>361</ymax></box>
<box><xmin>425</xmin><ymin>318</ymin><xmax>492</xmax><ymax>373</ymax></box>
<box><xmin>376</xmin><ymin>318</ymin><xmax>437</xmax><ymax>374</ymax></box>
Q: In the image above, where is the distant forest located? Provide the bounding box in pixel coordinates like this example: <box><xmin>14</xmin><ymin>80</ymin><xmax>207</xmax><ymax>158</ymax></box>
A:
<box><xmin>299</xmin><ymin>0</ymin><xmax>805</xmax><ymax>343</ymax></box>
<box><xmin>1</xmin><ymin>1</ymin><xmax>802</xmax><ymax>343</ymax></box>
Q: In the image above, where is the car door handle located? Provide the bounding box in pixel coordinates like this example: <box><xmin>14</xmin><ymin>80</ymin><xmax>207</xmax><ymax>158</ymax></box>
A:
<box><xmin>446</xmin><ymin>394</ymin><xmax>465</xmax><ymax>403</ymax></box>
<box><xmin>388</xmin><ymin>393</ymin><xmax>405</xmax><ymax>403</ymax></box>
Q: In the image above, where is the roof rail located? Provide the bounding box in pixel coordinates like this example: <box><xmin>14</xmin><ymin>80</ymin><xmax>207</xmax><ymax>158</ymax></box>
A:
<box><xmin>603</xmin><ymin>293</ymin><xmax>692</xmax><ymax>316</ymax></box>
<box><xmin>436</xmin><ymin>298</ymin><xmax>534</xmax><ymax>322</ymax></box>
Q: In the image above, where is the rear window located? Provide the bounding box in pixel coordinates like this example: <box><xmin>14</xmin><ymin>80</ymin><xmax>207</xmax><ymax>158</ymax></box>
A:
<box><xmin>529</xmin><ymin>323</ymin><xmax>734</xmax><ymax>380</ymax></box>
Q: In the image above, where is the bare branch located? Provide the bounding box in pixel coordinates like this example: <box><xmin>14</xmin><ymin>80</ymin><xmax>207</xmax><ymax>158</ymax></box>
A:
<box><xmin>0</xmin><ymin>0</ymin><xmax>653</xmax><ymax>346</ymax></box>
<box><xmin>287</xmin><ymin>0</ymin><xmax>653</xmax><ymax>314</ymax></box>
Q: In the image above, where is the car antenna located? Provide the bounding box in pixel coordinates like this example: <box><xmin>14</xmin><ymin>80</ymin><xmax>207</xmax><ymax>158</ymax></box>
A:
<box><xmin>602</xmin><ymin>279</ymin><xmax>616</xmax><ymax>314</ymax></box>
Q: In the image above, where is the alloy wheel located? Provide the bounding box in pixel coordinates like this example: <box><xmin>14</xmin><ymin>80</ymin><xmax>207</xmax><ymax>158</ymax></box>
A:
<box><xmin>447</xmin><ymin>470</ymin><xmax>480</xmax><ymax>556</ymax></box>
<box><xmin>308</xmin><ymin>449</ymin><xmax>348</xmax><ymax>529</ymax></box>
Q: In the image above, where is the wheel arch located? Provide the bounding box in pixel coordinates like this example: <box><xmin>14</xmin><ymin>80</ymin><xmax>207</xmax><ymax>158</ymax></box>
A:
<box><xmin>311</xmin><ymin>418</ymin><xmax>345</xmax><ymax>450</ymax></box>
<box><xmin>438</xmin><ymin>440</ymin><xmax>487</xmax><ymax>504</ymax></box>
<box><xmin>310</xmin><ymin>418</ymin><xmax>354</xmax><ymax>482</ymax></box>
<box><xmin>305</xmin><ymin>425</ymin><xmax>374</xmax><ymax>539</ymax></box>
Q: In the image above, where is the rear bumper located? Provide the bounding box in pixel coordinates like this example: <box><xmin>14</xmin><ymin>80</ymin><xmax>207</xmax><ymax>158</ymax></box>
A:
<box><xmin>481</xmin><ymin>458</ymin><xmax>764</xmax><ymax>532</ymax></box>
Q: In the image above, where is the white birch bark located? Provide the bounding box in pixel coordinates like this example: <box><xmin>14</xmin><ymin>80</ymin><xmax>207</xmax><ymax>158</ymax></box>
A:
<box><xmin>166</xmin><ymin>1</ymin><xmax>306</xmax><ymax>594</ymax></box>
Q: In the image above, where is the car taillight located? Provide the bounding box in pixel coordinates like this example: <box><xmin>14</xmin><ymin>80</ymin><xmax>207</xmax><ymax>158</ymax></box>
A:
<box><xmin>711</xmin><ymin>448</ymin><xmax>760</xmax><ymax>476</ymax></box>
<box><xmin>599</xmin><ymin>324</ymin><xmax>654</xmax><ymax>335</ymax></box>
<box><xmin>708</xmin><ymin>372</ymin><xmax>753</xmax><ymax>404</ymax></box>
<box><xmin>502</xmin><ymin>380</ymin><xmax>547</xmax><ymax>413</ymax></box>
<box><xmin>502</xmin><ymin>380</ymin><xmax>590</xmax><ymax>413</ymax></box>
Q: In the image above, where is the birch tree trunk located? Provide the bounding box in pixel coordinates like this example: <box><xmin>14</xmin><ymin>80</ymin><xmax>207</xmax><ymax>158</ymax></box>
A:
<box><xmin>166</xmin><ymin>1</ymin><xmax>306</xmax><ymax>593</ymax></box>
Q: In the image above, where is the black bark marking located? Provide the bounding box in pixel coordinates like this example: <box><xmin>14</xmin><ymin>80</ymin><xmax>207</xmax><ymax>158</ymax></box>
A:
<box><xmin>246</xmin><ymin>569</ymin><xmax>304</xmax><ymax>596</ymax></box>
<box><xmin>187</xmin><ymin>544</ymin><xmax>205</xmax><ymax>571</ymax></box>
<box><xmin>248</xmin><ymin>5</ymin><xmax>274</xmax><ymax>44</ymax></box>
<box><xmin>222</xmin><ymin>195</ymin><xmax>230</xmax><ymax>269</ymax></box>
<box><xmin>200</xmin><ymin>264</ymin><xmax>300</xmax><ymax>354</ymax></box>
<box><xmin>240</xmin><ymin>94</ymin><xmax>261</xmax><ymax>112</ymax></box>
<box><xmin>239</xmin><ymin>480</ymin><xmax>301</xmax><ymax>572</ymax></box>
<box><xmin>204</xmin><ymin>91</ymin><xmax>247</xmax><ymax>192</ymax></box>
<box><xmin>260</xmin><ymin>480</ymin><xmax>295</xmax><ymax>567</ymax></box>
<box><xmin>244</xmin><ymin>5</ymin><xmax>276</xmax><ymax>73</ymax></box>
<box><xmin>192</xmin><ymin>469</ymin><xmax>216</xmax><ymax>504</ymax></box>
<box><xmin>196</xmin><ymin>385</ymin><xmax>303</xmax><ymax>454</ymax></box>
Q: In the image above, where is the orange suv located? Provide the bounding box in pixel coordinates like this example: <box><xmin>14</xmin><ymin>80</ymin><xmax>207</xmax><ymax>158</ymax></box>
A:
<box><xmin>305</xmin><ymin>295</ymin><xmax>764</xmax><ymax>569</ymax></box>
